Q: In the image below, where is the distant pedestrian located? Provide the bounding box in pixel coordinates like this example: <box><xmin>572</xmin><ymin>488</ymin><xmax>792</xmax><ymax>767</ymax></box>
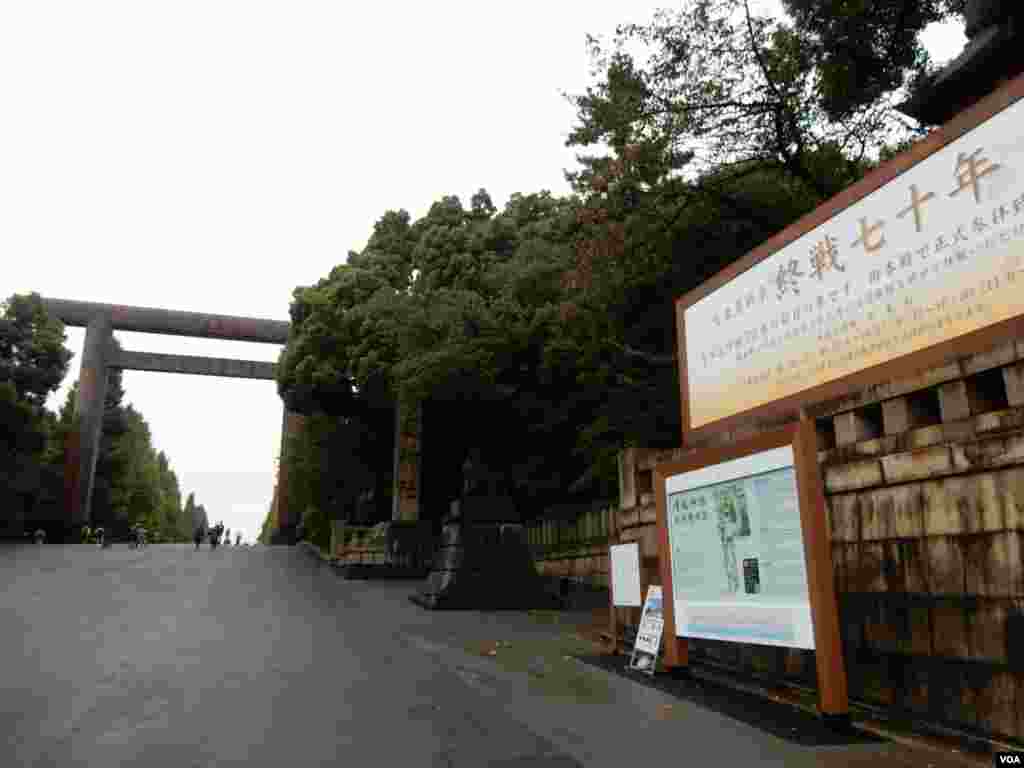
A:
<box><xmin>194</xmin><ymin>524</ymin><xmax>205</xmax><ymax>550</ymax></box>
<box><xmin>94</xmin><ymin>527</ymin><xmax>105</xmax><ymax>547</ymax></box>
<box><xmin>33</xmin><ymin>529</ymin><xmax>46</xmax><ymax>545</ymax></box>
<box><xmin>225</xmin><ymin>528</ymin><xmax>231</xmax><ymax>546</ymax></box>
<box><xmin>235</xmin><ymin>533</ymin><xmax>242</xmax><ymax>547</ymax></box>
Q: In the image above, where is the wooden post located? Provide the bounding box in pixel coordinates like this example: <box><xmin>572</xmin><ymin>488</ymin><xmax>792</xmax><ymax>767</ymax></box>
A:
<box><xmin>794</xmin><ymin>415</ymin><xmax>849</xmax><ymax>721</ymax></box>
<box><xmin>607</xmin><ymin>505</ymin><xmax>619</xmax><ymax>653</ymax></box>
<box><xmin>656</xmin><ymin>465</ymin><xmax>689</xmax><ymax>671</ymax></box>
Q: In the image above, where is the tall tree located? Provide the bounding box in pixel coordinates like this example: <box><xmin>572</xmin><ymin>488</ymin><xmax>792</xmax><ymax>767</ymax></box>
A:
<box><xmin>0</xmin><ymin>293</ymin><xmax>72</xmax><ymax>536</ymax></box>
<box><xmin>276</xmin><ymin>0</ymin><xmax>935</xmax><ymax>511</ymax></box>
<box><xmin>781</xmin><ymin>0</ymin><xmax>966</xmax><ymax>122</ymax></box>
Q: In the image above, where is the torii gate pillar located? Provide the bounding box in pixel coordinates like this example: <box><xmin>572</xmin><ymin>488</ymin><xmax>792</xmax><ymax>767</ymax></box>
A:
<box><xmin>273</xmin><ymin>408</ymin><xmax>307</xmax><ymax>544</ymax></box>
<box><xmin>392</xmin><ymin>399</ymin><xmax>422</xmax><ymax>523</ymax></box>
<box><xmin>63</xmin><ymin>314</ymin><xmax>113</xmax><ymax>539</ymax></box>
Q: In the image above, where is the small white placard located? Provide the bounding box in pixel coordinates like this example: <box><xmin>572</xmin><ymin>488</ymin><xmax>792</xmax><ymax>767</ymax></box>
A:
<box><xmin>610</xmin><ymin>542</ymin><xmax>642</xmax><ymax>607</ymax></box>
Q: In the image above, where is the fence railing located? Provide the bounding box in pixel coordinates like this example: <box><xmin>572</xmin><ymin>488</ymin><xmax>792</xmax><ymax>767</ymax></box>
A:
<box><xmin>527</xmin><ymin>505</ymin><xmax>611</xmax><ymax>559</ymax></box>
<box><xmin>329</xmin><ymin>520</ymin><xmax>434</xmax><ymax>570</ymax></box>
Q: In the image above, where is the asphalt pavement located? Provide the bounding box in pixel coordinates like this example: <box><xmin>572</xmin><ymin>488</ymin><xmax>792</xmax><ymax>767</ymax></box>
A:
<box><xmin>0</xmin><ymin>543</ymin><xmax>991</xmax><ymax>767</ymax></box>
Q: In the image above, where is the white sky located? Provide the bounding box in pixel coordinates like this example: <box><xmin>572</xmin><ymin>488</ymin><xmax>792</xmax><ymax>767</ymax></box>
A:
<box><xmin>0</xmin><ymin>2</ymin><xmax>966</xmax><ymax>543</ymax></box>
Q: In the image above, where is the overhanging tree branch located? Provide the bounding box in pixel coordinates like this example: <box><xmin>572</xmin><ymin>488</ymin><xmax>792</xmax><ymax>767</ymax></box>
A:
<box><xmin>742</xmin><ymin>0</ymin><xmax>829</xmax><ymax>199</ymax></box>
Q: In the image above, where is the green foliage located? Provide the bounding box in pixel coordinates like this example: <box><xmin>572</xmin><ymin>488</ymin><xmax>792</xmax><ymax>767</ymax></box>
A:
<box><xmin>0</xmin><ymin>292</ymin><xmax>73</xmax><ymax>408</ymax></box>
<box><xmin>565</xmin><ymin>0</ymin><xmax>912</xmax><ymax>202</ymax></box>
<box><xmin>258</xmin><ymin>498</ymin><xmax>275</xmax><ymax>544</ymax></box>
<box><xmin>782</xmin><ymin>0</ymin><xmax>965</xmax><ymax>122</ymax></box>
<box><xmin>275</xmin><ymin>0</ymin><xmax>953</xmax><ymax>518</ymax></box>
<box><xmin>1</xmin><ymin>293</ymin><xmax>71</xmax><ymax>534</ymax></box>
<box><xmin>258</xmin><ymin>495</ymin><xmax>278</xmax><ymax>545</ymax></box>
<box><xmin>301</xmin><ymin>506</ymin><xmax>331</xmax><ymax>551</ymax></box>
<box><xmin>280</xmin><ymin>409</ymin><xmax>388</xmax><ymax>541</ymax></box>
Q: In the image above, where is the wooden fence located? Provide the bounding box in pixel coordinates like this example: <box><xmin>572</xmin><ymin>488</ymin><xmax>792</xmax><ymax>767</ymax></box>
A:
<box><xmin>526</xmin><ymin>505</ymin><xmax>610</xmax><ymax>559</ymax></box>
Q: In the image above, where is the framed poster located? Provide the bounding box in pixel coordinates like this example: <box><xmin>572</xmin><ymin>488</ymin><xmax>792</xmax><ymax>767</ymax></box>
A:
<box><xmin>655</xmin><ymin>420</ymin><xmax>848</xmax><ymax>716</ymax></box>
<box><xmin>675</xmin><ymin>72</ymin><xmax>1024</xmax><ymax>441</ymax></box>
<box><xmin>610</xmin><ymin>542</ymin><xmax>642</xmax><ymax>607</ymax></box>
<box><xmin>664</xmin><ymin>444</ymin><xmax>812</xmax><ymax>649</ymax></box>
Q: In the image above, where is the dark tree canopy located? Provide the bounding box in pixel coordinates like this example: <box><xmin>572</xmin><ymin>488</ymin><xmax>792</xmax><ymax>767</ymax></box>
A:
<box><xmin>274</xmin><ymin>0</ymin><xmax>941</xmax><ymax>523</ymax></box>
<box><xmin>782</xmin><ymin>0</ymin><xmax>966</xmax><ymax>122</ymax></box>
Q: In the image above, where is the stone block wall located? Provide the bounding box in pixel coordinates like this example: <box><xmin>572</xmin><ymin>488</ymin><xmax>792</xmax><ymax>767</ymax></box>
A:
<box><xmin>533</xmin><ymin>545</ymin><xmax>610</xmax><ymax>588</ymax></box>
<box><xmin>616</xmin><ymin>339</ymin><xmax>1024</xmax><ymax>743</ymax></box>
<box><xmin>528</xmin><ymin>509</ymin><xmax>611</xmax><ymax>589</ymax></box>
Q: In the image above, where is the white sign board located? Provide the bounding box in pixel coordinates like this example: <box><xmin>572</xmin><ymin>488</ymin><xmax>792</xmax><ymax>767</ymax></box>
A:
<box><xmin>664</xmin><ymin>445</ymin><xmax>815</xmax><ymax>650</ymax></box>
<box><xmin>684</xmin><ymin>94</ymin><xmax>1024</xmax><ymax>429</ymax></box>
<box><xmin>628</xmin><ymin>585</ymin><xmax>664</xmax><ymax>675</ymax></box>
<box><xmin>610</xmin><ymin>542</ymin><xmax>642</xmax><ymax>607</ymax></box>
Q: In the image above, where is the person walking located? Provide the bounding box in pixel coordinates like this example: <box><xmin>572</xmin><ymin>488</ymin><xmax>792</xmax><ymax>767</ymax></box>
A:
<box><xmin>94</xmin><ymin>527</ymin><xmax>105</xmax><ymax>548</ymax></box>
<box><xmin>194</xmin><ymin>523</ymin><xmax>206</xmax><ymax>551</ymax></box>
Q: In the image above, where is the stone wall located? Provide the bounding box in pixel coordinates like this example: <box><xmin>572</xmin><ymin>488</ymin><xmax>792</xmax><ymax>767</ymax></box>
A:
<box><xmin>615</xmin><ymin>339</ymin><xmax>1024</xmax><ymax>743</ymax></box>
<box><xmin>528</xmin><ymin>509</ymin><xmax>611</xmax><ymax>589</ymax></box>
<box><xmin>533</xmin><ymin>545</ymin><xmax>610</xmax><ymax>588</ymax></box>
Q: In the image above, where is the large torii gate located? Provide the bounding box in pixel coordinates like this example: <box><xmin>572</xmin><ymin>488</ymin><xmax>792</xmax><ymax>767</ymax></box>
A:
<box><xmin>40</xmin><ymin>298</ymin><xmax>306</xmax><ymax>543</ymax></box>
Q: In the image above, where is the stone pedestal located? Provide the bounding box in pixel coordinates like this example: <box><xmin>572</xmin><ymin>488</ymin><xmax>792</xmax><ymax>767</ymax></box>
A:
<box><xmin>410</xmin><ymin>496</ymin><xmax>560</xmax><ymax>610</ymax></box>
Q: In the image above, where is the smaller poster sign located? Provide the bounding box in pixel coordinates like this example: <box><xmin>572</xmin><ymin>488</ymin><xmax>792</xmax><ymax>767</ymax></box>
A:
<box><xmin>628</xmin><ymin>586</ymin><xmax>664</xmax><ymax>676</ymax></box>
<box><xmin>610</xmin><ymin>542</ymin><xmax>642</xmax><ymax>607</ymax></box>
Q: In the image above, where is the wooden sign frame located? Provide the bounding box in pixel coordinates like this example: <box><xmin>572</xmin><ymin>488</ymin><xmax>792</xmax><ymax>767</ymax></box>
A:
<box><xmin>654</xmin><ymin>418</ymin><xmax>848</xmax><ymax>718</ymax></box>
<box><xmin>675</xmin><ymin>72</ymin><xmax>1024</xmax><ymax>443</ymax></box>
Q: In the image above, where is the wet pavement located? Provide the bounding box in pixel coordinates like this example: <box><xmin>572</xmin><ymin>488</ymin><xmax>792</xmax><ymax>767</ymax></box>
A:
<box><xmin>0</xmin><ymin>543</ymin><xmax>992</xmax><ymax>767</ymax></box>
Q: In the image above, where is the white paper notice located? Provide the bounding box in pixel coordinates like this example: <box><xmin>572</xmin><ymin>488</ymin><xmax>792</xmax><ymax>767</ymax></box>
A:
<box><xmin>610</xmin><ymin>542</ymin><xmax>642</xmax><ymax>607</ymax></box>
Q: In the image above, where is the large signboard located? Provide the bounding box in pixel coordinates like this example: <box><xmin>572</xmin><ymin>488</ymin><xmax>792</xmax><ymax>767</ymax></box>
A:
<box><xmin>664</xmin><ymin>444</ymin><xmax>813</xmax><ymax>649</ymax></box>
<box><xmin>678</xmin><ymin>75</ymin><xmax>1024</xmax><ymax>434</ymax></box>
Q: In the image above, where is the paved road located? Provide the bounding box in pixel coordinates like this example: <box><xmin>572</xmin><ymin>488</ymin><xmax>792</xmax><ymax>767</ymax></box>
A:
<box><xmin>1</xmin><ymin>544</ymin><xmax>985</xmax><ymax>767</ymax></box>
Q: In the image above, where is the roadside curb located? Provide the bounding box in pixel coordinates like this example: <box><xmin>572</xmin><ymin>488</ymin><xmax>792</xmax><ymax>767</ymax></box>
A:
<box><xmin>581</xmin><ymin>648</ymin><xmax>998</xmax><ymax>766</ymax></box>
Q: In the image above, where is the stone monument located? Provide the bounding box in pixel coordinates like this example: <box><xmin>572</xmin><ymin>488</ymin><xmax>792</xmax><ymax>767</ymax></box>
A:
<box><xmin>410</xmin><ymin>448</ymin><xmax>559</xmax><ymax>610</ymax></box>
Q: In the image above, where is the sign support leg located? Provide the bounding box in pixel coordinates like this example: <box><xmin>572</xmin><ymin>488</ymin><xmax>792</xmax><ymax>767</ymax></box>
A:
<box><xmin>795</xmin><ymin>415</ymin><xmax>850</xmax><ymax>727</ymax></box>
